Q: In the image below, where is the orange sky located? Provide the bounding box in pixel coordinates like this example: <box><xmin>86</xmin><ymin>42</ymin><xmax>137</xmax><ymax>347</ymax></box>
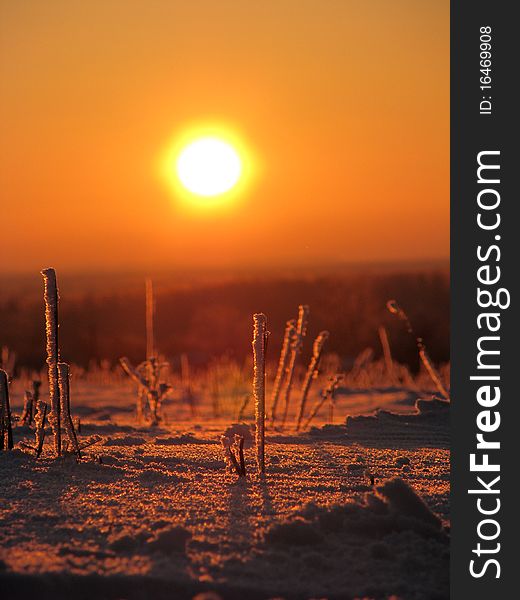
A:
<box><xmin>0</xmin><ymin>1</ymin><xmax>449</xmax><ymax>274</ymax></box>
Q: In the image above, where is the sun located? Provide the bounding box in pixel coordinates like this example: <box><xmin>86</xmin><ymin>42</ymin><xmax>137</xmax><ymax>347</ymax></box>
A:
<box><xmin>176</xmin><ymin>137</ymin><xmax>242</xmax><ymax>197</ymax></box>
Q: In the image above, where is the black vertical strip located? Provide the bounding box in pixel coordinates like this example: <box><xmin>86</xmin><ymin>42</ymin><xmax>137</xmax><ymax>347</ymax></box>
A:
<box><xmin>451</xmin><ymin>1</ymin><xmax>516</xmax><ymax>597</ymax></box>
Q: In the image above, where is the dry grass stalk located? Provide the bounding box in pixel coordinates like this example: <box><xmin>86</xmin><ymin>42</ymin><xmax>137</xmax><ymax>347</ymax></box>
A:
<box><xmin>281</xmin><ymin>305</ymin><xmax>309</xmax><ymax>427</ymax></box>
<box><xmin>270</xmin><ymin>319</ymin><xmax>296</xmax><ymax>425</ymax></box>
<box><xmin>34</xmin><ymin>399</ymin><xmax>47</xmax><ymax>457</ymax></box>
<box><xmin>378</xmin><ymin>326</ymin><xmax>395</xmax><ymax>384</ymax></box>
<box><xmin>386</xmin><ymin>300</ymin><xmax>450</xmax><ymax>400</ymax></box>
<box><xmin>252</xmin><ymin>313</ymin><xmax>268</xmax><ymax>474</ymax></box>
<box><xmin>303</xmin><ymin>373</ymin><xmax>344</xmax><ymax>430</ymax></box>
<box><xmin>295</xmin><ymin>330</ymin><xmax>329</xmax><ymax>431</ymax></box>
<box><xmin>41</xmin><ymin>267</ymin><xmax>61</xmax><ymax>455</ymax></box>
<box><xmin>236</xmin><ymin>434</ymin><xmax>246</xmax><ymax>476</ymax></box>
<box><xmin>0</xmin><ymin>369</ymin><xmax>14</xmax><ymax>450</ymax></box>
<box><xmin>145</xmin><ymin>278</ymin><xmax>155</xmax><ymax>360</ymax></box>
<box><xmin>57</xmin><ymin>363</ymin><xmax>81</xmax><ymax>458</ymax></box>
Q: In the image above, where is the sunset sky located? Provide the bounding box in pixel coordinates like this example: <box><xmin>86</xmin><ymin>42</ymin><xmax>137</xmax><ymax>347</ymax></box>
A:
<box><xmin>0</xmin><ymin>0</ymin><xmax>448</xmax><ymax>274</ymax></box>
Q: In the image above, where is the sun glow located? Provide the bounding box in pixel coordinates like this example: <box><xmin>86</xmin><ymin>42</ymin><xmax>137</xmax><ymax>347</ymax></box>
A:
<box><xmin>176</xmin><ymin>137</ymin><xmax>242</xmax><ymax>197</ymax></box>
<box><xmin>161</xmin><ymin>125</ymin><xmax>255</xmax><ymax>210</ymax></box>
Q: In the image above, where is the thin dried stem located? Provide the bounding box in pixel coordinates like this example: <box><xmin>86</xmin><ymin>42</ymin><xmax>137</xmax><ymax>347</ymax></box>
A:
<box><xmin>236</xmin><ymin>435</ymin><xmax>246</xmax><ymax>477</ymax></box>
<box><xmin>41</xmin><ymin>268</ymin><xmax>61</xmax><ymax>455</ymax></box>
<box><xmin>252</xmin><ymin>313</ymin><xmax>268</xmax><ymax>474</ymax></box>
<box><xmin>296</xmin><ymin>330</ymin><xmax>329</xmax><ymax>431</ymax></box>
<box><xmin>387</xmin><ymin>300</ymin><xmax>450</xmax><ymax>400</ymax></box>
<box><xmin>281</xmin><ymin>305</ymin><xmax>309</xmax><ymax>428</ymax></box>
<box><xmin>378</xmin><ymin>326</ymin><xmax>395</xmax><ymax>384</ymax></box>
<box><xmin>34</xmin><ymin>399</ymin><xmax>47</xmax><ymax>457</ymax></box>
<box><xmin>58</xmin><ymin>363</ymin><xmax>81</xmax><ymax>458</ymax></box>
<box><xmin>270</xmin><ymin>319</ymin><xmax>296</xmax><ymax>425</ymax></box>
<box><xmin>0</xmin><ymin>369</ymin><xmax>14</xmax><ymax>450</ymax></box>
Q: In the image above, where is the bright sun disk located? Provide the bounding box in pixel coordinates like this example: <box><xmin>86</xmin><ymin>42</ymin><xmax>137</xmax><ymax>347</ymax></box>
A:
<box><xmin>176</xmin><ymin>137</ymin><xmax>242</xmax><ymax>197</ymax></box>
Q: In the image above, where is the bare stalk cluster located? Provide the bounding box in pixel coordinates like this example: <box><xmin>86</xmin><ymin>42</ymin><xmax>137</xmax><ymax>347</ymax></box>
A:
<box><xmin>270</xmin><ymin>305</ymin><xmax>310</xmax><ymax>428</ymax></box>
<box><xmin>120</xmin><ymin>357</ymin><xmax>170</xmax><ymax>424</ymax></box>
<box><xmin>19</xmin><ymin>269</ymin><xmax>82</xmax><ymax>458</ymax></box>
<box><xmin>252</xmin><ymin>312</ymin><xmax>268</xmax><ymax>474</ymax></box>
<box><xmin>387</xmin><ymin>300</ymin><xmax>450</xmax><ymax>400</ymax></box>
<box><xmin>120</xmin><ymin>279</ymin><xmax>171</xmax><ymax>424</ymax></box>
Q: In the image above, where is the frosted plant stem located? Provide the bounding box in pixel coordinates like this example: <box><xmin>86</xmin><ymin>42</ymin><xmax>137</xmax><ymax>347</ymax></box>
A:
<box><xmin>419</xmin><ymin>349</ymin><xmax>451</xmax><ymax>401</ymax></box>
<box><xmin>237</xmin><ymin>435</ymin><xmax>246</xmax><ymax>477</ymax></box>
<box><xmin>296</xmin><ymin>330</ymin><xmax>329</xmax><ymax>431</ymax></box>
<box><xmin>270</xmin><ymin>319</ymin><xmax>296</xmax><ymax>426</ymax></box>
<box><xmin>41</xmin><ymin>268</ymin><xmax>61</xmax><ymax>456</ymax></box>
<box><xmin>0</xmin><ymin>369</ymin><xmax>13</xmax><ymax>450</ymax></box>
<box><xmin>252</xmin><ymin>313</ymin><xmax>268</xmax><ymax>474</ymax></box>
<box><xmin>378</xmin><ymin>326</ymin><xmax>395</xmax><ymax>383</ymax></box>
<box><xmin>58</xmin><ymin>363</ymin><xmax>81</xmax><ymax>458</ymax></box>
<box><xmin>281</xmin><ymin>305</ymin><xmax>309</xmax><ymax>428</ymax></box>
<box><xmin>34</xmin><ymin>400</ymin><xmax>47</xmax><ymax>457</ymax></box>
<box><xmin>387</xmin><ymin>300</ymin><xmax>450</xmax><ymax>400</ymax></box>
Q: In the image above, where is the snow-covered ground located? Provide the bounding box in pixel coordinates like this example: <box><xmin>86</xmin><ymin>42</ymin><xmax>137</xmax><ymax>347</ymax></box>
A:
<box><xmin>1</xmin><ymin>377</ymin><xmax>449</xmax><ymax>600</ymax></box>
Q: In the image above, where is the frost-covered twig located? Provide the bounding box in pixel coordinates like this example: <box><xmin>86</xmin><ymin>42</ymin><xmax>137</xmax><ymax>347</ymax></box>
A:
<box><xmin>34</xmin><ymin>399</ymin><xmax>47</xmax><ymax>457</ymax></box>
<box><xmin>303</xmin><ymin>373</ymin><xmax>344</xmax><ymax>430</ymax></box>
<box><xmin>0</xmin><ymin>369</ymin><xmax>14</xmax><ymax>450</ymax></box>
<box><xmin>236</xmin><ymin>434</ymin><xmax>246</xmax><ymax>477</ymax></box>
<box><xmin>296</xmin><ymin>330</ymin><xmax>329</xmax><ymax>431</ymax></box>
<box><xmin>378</xmin><ymin>325</ymin><xmax>396</xmax><ymax>384</ymax></box>
<box><xmin>58</xmin><ymin>363</ymin><xmax>81</xmax><ymax>458</ymax></box>
<box><xmin>252</xmin><ymin>313</ymin><xmax>268</xmax><ymax>474</ymax></box>
<box><xmin>281</xmin><ymin>305</ymin><xmax>309</xmax><ymax>428</ymax></box>
<box><xmin>270</xmin><ymin>319</ymin><xmax>296</xmax><ymax>426</ymax></box>
<box><xmin>41</xmin><ymin>268</ymin><xmax>61</xmax><ymax>455</ymax></box>
<box><xmin>386</xmin><ymin>300</ymin><xmax>450</xmax><ymax>400</ymax></box>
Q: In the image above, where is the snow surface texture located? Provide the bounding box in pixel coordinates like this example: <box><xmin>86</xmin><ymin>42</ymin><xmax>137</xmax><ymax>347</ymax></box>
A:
<box><xmin>1</xmin><ymin>381</ymin><xmax>449</xmax><ymax>600</ymax></box>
